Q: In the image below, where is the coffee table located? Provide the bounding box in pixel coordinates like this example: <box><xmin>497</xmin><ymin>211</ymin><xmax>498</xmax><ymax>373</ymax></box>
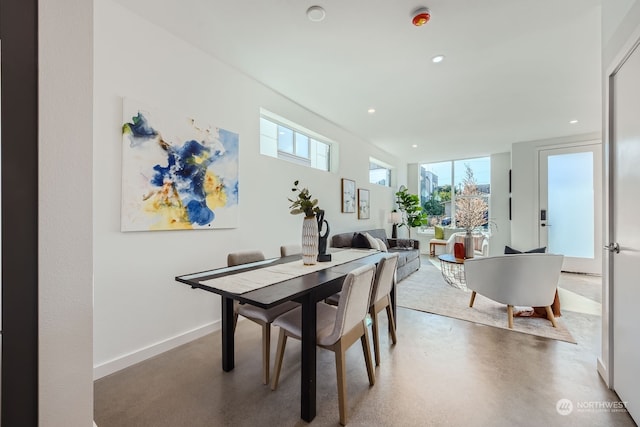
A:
<box><xmin>438</xmin><ymin>254</ymin><xmax>467</xmax><ymax>290</ymax></box>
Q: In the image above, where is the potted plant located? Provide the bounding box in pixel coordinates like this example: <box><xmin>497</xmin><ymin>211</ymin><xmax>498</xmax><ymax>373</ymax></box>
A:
<box><xmin>455</xmin><ymin>165</ymin><xmax>490</xmax><ymax>258</ymax></box>
<box><xmin>395</xmin><ymin>186</ymin><xmax>428</xmax><ymax>238</ymax></box>
<box><xmin>288</xmin><ymin>180</ymin><xmax>322</xmax><ymax>265</ymax></box>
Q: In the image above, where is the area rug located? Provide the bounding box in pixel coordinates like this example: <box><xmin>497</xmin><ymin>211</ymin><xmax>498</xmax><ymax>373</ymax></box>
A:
<box><xmin>397</xmin><ymin>260</ymin><xmax>577</xmax><ymax>344</ymax></box>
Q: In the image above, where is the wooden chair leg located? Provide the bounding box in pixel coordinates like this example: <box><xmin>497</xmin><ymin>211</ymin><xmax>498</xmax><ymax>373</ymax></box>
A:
<box><xmin>262</xmin><ymin>324</ymin><xmax>270</xmax><ymax>385</ymax></box>
<box><xmin>469</xmin><ymin>291</ymin><xmax>477</xmax><ymax>307</ymax></box>
<box><xmin>385</xmin><ymin>298</ymin><xmax>397</xmax><ymax>345</ymax></box>
<box><xmin>507</xmin><ymin>305</ymin><xmax>514</xmax><ymax>329</ymax></box>
<box><xmin>335</xmin><ymin>342</ymin><xmax>348</xmax><ymax>426</ymax></box>
<box><xmin>361</xmin><ymin>323</ymin><xmax>375</xmax><ymax>386</ymax></box>
<box><xmin>545</xmin><ymin>306</ymin><xmax>558</xmax><ymax>328</ymax></box>
<box><xmin>270</xmin><ymin>330</ymin><xmax>287</xmax><ymax>391</ymax></box>
<box><xmin>370</xmin><ymin>307</ymin><xmax>381</xmax><ymax>366</ymax></box>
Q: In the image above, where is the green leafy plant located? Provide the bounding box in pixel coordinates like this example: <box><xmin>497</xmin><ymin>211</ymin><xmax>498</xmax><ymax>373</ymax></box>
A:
<box><xmin>288</xmin><ymin>180</ymin><xmax>321</xmax><ymax>217</ymax></box>
<box><xmin>395</xmin><ymin>186</ymin><xmax>428</xmax><ymax>238</ymax></box>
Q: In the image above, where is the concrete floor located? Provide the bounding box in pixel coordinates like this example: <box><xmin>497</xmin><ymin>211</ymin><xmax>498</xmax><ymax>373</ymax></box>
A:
<box><xmin>94</xmin><ymin>271</ymin><xmax>636</xmax><ymax>427</ymax></box>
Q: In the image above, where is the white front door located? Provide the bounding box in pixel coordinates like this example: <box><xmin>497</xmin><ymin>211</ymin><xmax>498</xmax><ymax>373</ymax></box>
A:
<box><xmin>610</xmin><ymin>38</ymin><xmax>640</xmax><ymax>423</ymax></box>
<box><xmin>539</xmin><ymin>143</ymin><xmax>602</xmax><ymax>274</ymax></box>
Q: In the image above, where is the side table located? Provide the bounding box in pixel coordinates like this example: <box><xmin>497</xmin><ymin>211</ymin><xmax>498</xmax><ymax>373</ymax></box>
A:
<box><xmin>438</xmin><ymin>254</ymin><xmax>467</xmax><ymax>290</ymax></box>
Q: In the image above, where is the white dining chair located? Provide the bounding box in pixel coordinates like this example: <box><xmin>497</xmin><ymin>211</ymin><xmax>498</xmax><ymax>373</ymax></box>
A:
<box><xmin>270</xmin><ymin>263</ymin><xmax>376</xmax><ymax>425</ymax></box>
<box><xmin>227</xmin><ymin>250</ymin><xmax>298</xmax><ymax>385</ymax></box>
<box><xmin>279</xmin><ymin>244</ymin><xmax>302</xmax><ymax>257</ymax></box>
<box><xmin>324</xmin><ymin>254</ymin><xmax>399</xmax><ymax>366</ymax></box>
<box><xmin>368</xmin><ymin>253</ymin><xmax>399</xmax><ymax>366</ymax></box>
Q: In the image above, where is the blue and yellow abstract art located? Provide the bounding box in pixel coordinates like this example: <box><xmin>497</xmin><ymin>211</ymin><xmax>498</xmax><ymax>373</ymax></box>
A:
<box><xmin>121</xmin><ymin>100</ymin><xmax>239</xmax><ymax>231</ymax></box>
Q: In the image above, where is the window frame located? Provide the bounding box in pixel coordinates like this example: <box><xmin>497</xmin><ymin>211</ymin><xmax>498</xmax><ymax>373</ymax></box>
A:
<box><xmin>259</xmin><ymin>111</ymin><xmax>333</xmax><ymax>172</ymax></box>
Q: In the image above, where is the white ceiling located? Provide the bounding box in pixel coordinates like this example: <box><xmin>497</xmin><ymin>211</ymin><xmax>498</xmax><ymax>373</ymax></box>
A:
<box><xmin>114</xmin><ymin>0</ymin><xmax>604</xmax><ymax>164</ymax></box>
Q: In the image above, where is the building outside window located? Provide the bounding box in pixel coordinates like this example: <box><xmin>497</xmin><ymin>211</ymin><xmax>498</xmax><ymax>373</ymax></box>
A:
<box><xmin>420</xmin><ymin>157</ymin><xmax>490</xmax><ymax>228</ymax></box>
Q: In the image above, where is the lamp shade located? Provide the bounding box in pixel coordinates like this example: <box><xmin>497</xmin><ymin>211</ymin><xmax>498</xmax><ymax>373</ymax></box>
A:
<box><xmin>388</xmin><ymin>211</ymin><xmax>402</xmax><ymax>224</ymax></box>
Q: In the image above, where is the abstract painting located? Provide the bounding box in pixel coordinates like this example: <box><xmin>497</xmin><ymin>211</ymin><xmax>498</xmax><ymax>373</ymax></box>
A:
<box><xmin>341</xmin><ymin>178</ymin><xmax>356</xmax><ymax>213</ymax></box>
<box><xmin>121</xmin><ymin>99</ymin><xmax>239</xmax><ymax>231</ymax></box>
<box><xmin>358</xmin><ymin>188</ymin><xmax>370</xmax><ymax>219</ymax></box>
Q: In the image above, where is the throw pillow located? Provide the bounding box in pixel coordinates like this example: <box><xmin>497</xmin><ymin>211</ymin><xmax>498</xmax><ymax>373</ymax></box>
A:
<box><xmin>364</xmin><ymin>232</ymin><xmax>379</xmax><ymax>250</ymax></box>
<box><xmin>504</xmin><ymin>245</ymin><xmax>547</xmax><ymax>254</ymax></box>
<box><xmin>375</xmin><ymin>238</ymin><xmax>388</xmax><ymax>252</ymax></box>
<box><xmin>434</xmin><ymin>225</ymin><xmax>444</xmax><ymax>240</ymax></box>
<box><xmin>351</xmin><ymin>232</ymin><xmax>371</xmax><ymax>249</ymax></box>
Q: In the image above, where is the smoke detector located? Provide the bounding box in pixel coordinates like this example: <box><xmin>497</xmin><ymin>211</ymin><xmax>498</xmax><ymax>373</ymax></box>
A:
<box><xmin>411</xmin><ymin>7</ymin><xmax>431</xmax><ymax>26</ymax></box>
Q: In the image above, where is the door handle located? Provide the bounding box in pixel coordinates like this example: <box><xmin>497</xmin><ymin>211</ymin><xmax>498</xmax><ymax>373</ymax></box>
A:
<box><xmin>604</xmin><ymin>243</ymin><xmax>620</xmax><ymax>253</ymax></box>
<box><xmin>540</xmin><ymin>224</ymin><xmax>551</xmax><ymax>227</ymax></box>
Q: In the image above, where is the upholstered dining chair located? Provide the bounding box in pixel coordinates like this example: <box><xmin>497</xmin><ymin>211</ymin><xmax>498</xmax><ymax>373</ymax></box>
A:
<box><xmin>270</xmin><ymin>264</ymin><xmax>376</xmax><ymax>426</ymax></box>
<box><xmin>227</xmin><ymin>250</ymin><xmax>298</xmax><ymax>385</ymax></box>
<box><xmin>279</xmin><ymin>244</ymin><xmax>302</xmax><ymax>257</ymax></box>
<box><xmin>464</xmin><ymin>253</ymin><xmax>564</xmax><ymax>329</ymax></box>
<box><xmin>368</xmin><ymin>253</ymin><xmax>399</xmax><ymax>366</ymax></box>
<box><xmin>325</xmin><ymin>254</ymin><xmax>399</xmax><ymax>366</ymax></box>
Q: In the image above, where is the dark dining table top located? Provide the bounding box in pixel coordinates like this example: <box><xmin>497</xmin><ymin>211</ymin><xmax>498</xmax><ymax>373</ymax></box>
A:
<box><xmin>176</xmin><ymin>251</ymin><xmax>386</xmax><ymax>309</ymax></box>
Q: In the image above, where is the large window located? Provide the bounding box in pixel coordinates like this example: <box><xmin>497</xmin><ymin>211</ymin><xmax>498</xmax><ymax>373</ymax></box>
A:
<box><xmin>369</xmin><ymin>158</ymin><xmax>392</xmax><ymax>186</ymax></box>
<box><xmin>259</xmin><ymin>113</ymin><xmax>332</xmax><ymax>172</ymax></box>
<box><xmin>420</xmin><ymin>157</ymin><xmax>490</xmax><ymax>228</ymax></box>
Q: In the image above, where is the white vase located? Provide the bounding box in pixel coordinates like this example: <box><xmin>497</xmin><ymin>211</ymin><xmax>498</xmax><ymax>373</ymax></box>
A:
<box><xmin>464</xmin><ymin>231</ymin><xmax>475</xmax><ymax>259</ymax></box>
<box><xmin>301</xmin><ymin>216</ymin><xmax>319</xmax><ymax>265</ymax></box>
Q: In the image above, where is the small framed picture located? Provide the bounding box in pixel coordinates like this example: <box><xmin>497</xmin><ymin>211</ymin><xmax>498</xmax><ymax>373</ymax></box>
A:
<box><xmin>358</xmin><ymin>188</ymin><xmax>370</xmax><ymax>219</ymax></box>
<box><xmin>341</xmin><ymin>178</ymin><xmax>356</xmax><ymax>213</ymax></box>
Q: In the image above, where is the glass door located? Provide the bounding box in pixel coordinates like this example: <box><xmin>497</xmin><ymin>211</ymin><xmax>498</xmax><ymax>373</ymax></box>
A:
<box><xmin>539</xmin><ymin>143</ymin><xmax>602</xmax><ymax>274</ymax></box>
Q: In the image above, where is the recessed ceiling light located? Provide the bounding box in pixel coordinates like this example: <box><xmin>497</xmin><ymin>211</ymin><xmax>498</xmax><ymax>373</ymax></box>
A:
<box><xmin>412</xmin><ymin>144</ymin><xmax>418</xmax><ymax>148</ymax></box>
<box><xmin>569</xmin><ymin>119</ymin><xmax>579</xmax><ymax>124</ymax></box>
<box><xmin>432</xmin><ymin>55</ymin><xmax>445</xmax><ymax>63</ymax></box>
<box><xmin>368</xmin><ymin>108</ymin><xmax>376</xmax><ymax>114</ymax></box>
<box><xmin>306</xmin><ymin>6</ymin><xmax>326</xmax><ymax>22</ymax></box>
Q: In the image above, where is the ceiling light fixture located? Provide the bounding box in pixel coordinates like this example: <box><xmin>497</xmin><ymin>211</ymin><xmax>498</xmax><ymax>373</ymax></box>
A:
<box><xmin>306</xmin><ymin>6</ymin><xmax>326</xmax><ymax>22</ymax></box>
<box><xmin>432</xmin><ymin>55</ymin><xmax>445</xmax><ymax>63</ymax></box>
<box><xmin>569</xmin><ymin>119</ymin><xmax>579</xmax><ymax>124</ymax></box>
<box><xmin>411</xmin><ymin>7</ymin><xmax>431</xmax><ymax>26</ymax></box>
<box><xmin>368</xmin><ymin>108</ymin><xmax>376</xmax><ymax>114</ymax></box>
<box><xmin>412</xmin><ymin>144</ymin><xmax>418</xmax><ymax>148</ymax></box>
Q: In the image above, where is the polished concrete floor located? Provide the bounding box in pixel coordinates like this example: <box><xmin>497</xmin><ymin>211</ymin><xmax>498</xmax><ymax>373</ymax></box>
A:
<box><xmin>94</xmin><ymin>269</ymin><xmax>636</xmax><ymax>427</ymax></box>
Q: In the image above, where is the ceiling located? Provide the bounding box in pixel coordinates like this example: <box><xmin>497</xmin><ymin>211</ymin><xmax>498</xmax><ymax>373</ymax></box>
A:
<box><xmin>114</xmin><ymin>0</ymin><xmax>604</xmax><ymax>164</ymax></box>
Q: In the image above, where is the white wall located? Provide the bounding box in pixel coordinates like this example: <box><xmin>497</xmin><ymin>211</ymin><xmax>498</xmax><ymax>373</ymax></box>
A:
<box><xmin>489</xmin><ymin>152</ymin><xmax>511</xmax><ymax>256</ymax></box>
<box><xmin>93</xmin><ymin>0</ymin><xmax>401</xmax><ymax>378</ymax></box>
<box><xmin>510</xmin><ymin>132</ymin><xmax>601</xmax><ymax>251</ymax></box>
<box><xmin>39</xmin><ymin>0</ymin><xmax>94</xmax><ymax>425</ymax></box>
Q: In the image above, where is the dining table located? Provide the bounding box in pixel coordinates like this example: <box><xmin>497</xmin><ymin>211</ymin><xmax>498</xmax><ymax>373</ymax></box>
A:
<box><xmin>175</xmin><ymin>248</ymin><xmax>388</xmax><ymax>422</ymax></box>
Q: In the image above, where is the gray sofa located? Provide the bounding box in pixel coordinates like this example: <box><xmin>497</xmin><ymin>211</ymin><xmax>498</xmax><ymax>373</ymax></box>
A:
<box><xmin>330</xmin><ymin>228</ymin><xmax>420</xmax><ymax>282</ymax></box>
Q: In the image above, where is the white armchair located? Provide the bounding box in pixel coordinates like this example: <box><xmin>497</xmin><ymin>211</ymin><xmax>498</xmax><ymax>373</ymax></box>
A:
<box><xmin>444</xmin><ymin>232</ymin><xmax>489</xmax><ymax>257</ymax></box>
<box><xmin>464</xmin><ymin>253</ymin><xmax>564</xmax><ymax>329</ymax></box>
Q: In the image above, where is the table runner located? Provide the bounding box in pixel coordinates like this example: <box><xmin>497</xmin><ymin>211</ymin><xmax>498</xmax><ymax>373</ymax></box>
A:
<box><xmin>200</xmin><ymin>248</ymin><xmax>378</xmax><ymax>294</ymax></box>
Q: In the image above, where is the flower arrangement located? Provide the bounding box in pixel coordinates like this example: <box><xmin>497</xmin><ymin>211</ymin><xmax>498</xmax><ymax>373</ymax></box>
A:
<box><xmin>288</xmin><ymin>180</ymin><xmax>321</xmax><ymax>217</ymax></box>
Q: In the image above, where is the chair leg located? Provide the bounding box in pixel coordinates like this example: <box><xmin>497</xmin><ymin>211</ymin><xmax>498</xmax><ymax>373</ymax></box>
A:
<box><xmin>262</xmin><ymin>324</ymin><xmax>271</xmax><ymax>385</ymax></box>
<box><xmin>507</xmin><ymin>305</ymin><xmax>514</xmax><ymax>329</ymax></box>
<box><xmin>335</xmin><ymin>342</ymin><xmax>348</xmax><ymax>426</ymax></box>
<box><xmin>545</xmin><ymin>306</ymin><xmax>558</xmax><ymax>328</ymax></box>
<box><xmin>270</xmin><ymin>330</ymin><xmax>287</xmax><ymax>391</ymax></box>
<box><xmin>233</xmin><ymin>312</ymin><xmax>239</xmax><ymax>333</ymax></box>
<box><xmin>370</xmin><ymin>307</ymin><xmax>381</xmax><ymax>366</ymax></box>
<box><xmin>469</xmin><ymin>291</ymin><xmax>477</xmax><ymax>308</ymax></box>
<box><xmin>361</xmin><ymin>323</ymin><xmax>375</xmax><ymax>386</ymax></box>
<box><xmin>385</xmin><ymin>297</ymin><xmax>397</xmax><ymax>345</ymax></box>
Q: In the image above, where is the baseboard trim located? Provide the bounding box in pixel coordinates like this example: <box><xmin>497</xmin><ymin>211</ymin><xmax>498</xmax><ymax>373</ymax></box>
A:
<box><xmin>597</xmin><ymin>357</ymin><xmax>610</xmax><ymax>388</ymax></box>
<box><xmin>93</xmin><ymin>321</ymin><xmax>220</xmax><ymax>380</ymax></box>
